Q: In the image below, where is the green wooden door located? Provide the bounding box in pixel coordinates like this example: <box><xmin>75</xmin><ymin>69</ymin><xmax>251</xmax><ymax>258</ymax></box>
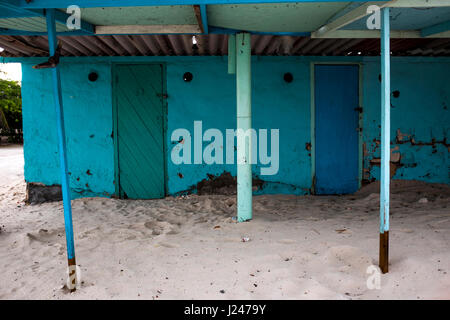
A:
<box><xmin>115</xmin><ymin>64</ymin><xmax>165</xmax><ymax>199</ymax></box>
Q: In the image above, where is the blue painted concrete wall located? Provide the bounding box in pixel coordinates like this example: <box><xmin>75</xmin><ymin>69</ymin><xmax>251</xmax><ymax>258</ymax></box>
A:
<box><xmin>20</xmin><ymin>57</ymin><xmax>450</xmax><ymax>199</ymax></box>
<box><xmin>22</xmin><ymin>62</ymin><xmax>115</xmax><ymax>197</ymax></box>
<box><xmin>166</xmin><ymin>58</ymin><xmax>311</xmax><ymax>195</ymax></box>
<box><xmin>362</xmin><ymin>60</ymin><xmax>450</xmax><ymax>183</ymax></box>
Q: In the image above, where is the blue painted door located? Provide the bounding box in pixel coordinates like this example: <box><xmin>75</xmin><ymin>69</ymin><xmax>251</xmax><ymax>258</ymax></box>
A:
<box><xmin>314</xmin><ymin>65</ymin><xmax>359</xmax><ymax>195</ymax></box>
<box><xmin>115</xmin><ymin>64</ymin><xmax>165</xmax><ymax>199</ymax></box>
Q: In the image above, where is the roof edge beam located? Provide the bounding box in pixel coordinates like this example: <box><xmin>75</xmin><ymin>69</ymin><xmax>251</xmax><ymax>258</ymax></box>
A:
<box><xmin>8</xmin><ymin>0</ymin><xmax>380</xmax><ymax>9</ymax></box>
<box><xmin>51</xmin><ymin>9</ymin><xmax>95</xmax><ymax>34</ymax></box>
<box><xmin>421</xmin><ymin>20</ymin><xmax>450</xmax><ymax>37</ymax></box>
<box><xmin>387</xmin><ymin>0</ymin><xmax>450</xmax><ymax>7</ymax></box>
<box><xmin>0</xmin><ymin>1</ymin><xmax>95</xmax><ymax>34</ymax></box>
<box><xmin>209</xmin><ymin>26</ymin><xmax>310</xmax><ymax>36</ymax></box>
<box><xmin>312</xmin><ymin>29</ymin><xmax>450</xmax><ymax>38</ymax></box>
<box><xmin>0</xmin><ymin>26</ymin><xmax>311</xmax><ymax>36</ymax></box>
<box><xmin>0</xmin><ymin>2</ymin><xmax>40</xmax><ymax>18</ymax></box>
<box><xmin>311</xmin><ymin>0</ymin><xmax>450</xmax><ymax>38</ymax></box>
<box><xmin>311</xmin><ymin>2</ymin><xmax>390</xmax><ymax>38</ymax></box>
<box><xmin>95</xmin><ymin>24</ymin><xmax>202</xmax><ymax>35</ymax></box>
<box><xmin>0</xmin><ymin>27</ymin><xmax>92</xmax><ymax>35</ymax></box>
<box><xmin>193</xmin><ymin>4</ymin><xmax>208</xmax><ymax>34</ymax></box>
<box><xmin>25</xmin><ymin>9</ymin><xmax>95</xmax><ymax>34</ymax></box>
<box><xmin>312</xmin><ymin>0</ymin><xmax>450</xmax><ymax>39</ymax></box>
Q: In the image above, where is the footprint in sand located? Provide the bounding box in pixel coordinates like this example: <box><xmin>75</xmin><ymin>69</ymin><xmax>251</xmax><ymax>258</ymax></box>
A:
<box><xmin>26</xmin><ymin>228</ymin><xmax>64</xmax><ymax>243</ymax></box>
<box><xmin>194</xmin><ymin>217</ymin><xmax>208</xmax><ymax>224</ymax></box>
<box><xmin>156</xmin><ymin>242</ymin><xmax>180</xmax><ymax>248</ymax></box>
<box><xmin>144</xmin><ymin>221</ymin><xmax>164</xmax><ymax>235</ymax></box>
<box><xmin>144</xmin><ymin>220</ymin><xmax>179</xmax><ymax>236</ymax></box>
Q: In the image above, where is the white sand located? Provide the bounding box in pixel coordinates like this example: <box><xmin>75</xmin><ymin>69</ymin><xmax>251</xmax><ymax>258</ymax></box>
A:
<box><xmin>0</xmin><ymin>145</ymin><xmax>449</xmax><ymax>300</ymax></box>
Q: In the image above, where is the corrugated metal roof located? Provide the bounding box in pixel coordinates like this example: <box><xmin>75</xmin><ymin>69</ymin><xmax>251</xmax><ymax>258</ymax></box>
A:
<box><xmin>1</xmin><ymin>34</ymin><xmax>450</xmax><ymax>57</ymax></box>
<box><xmin>0</xmin><ymin>16</ymin><xmax>69</xmax><ymax>32</ymax></box>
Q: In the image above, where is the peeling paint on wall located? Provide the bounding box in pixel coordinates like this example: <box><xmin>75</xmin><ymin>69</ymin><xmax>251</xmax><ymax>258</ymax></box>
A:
<box><xmin>176</xmin><ymin>171</ymin><xmax>264</xmax><ymax>196</ymax></box>
<box><xmin>368</xmin><ymin>145</ymin><xmax>403</xmax><ymax>179</ymax></box>
<box><xmin>20</xmin><ymin>57</ymin><xmax>450</xmax><ymax>201</ymax></box>
<box><xmin>166</xmin><ymin>58</ymin><xmax>311</xmax><ymax>196</ymax></box>
<box><xmin>21</xmin><ymin>62</ymin><xmax>116</xmax><ymax>199</ymax></box>
<box><xmin>362</xmin><ymin>61</ymin><xmax>449</xmax><ymax>184</ymax></box>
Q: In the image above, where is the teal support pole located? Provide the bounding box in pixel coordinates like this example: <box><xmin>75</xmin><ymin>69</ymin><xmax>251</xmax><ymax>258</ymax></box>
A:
<box><xmin>46</xmin><ymin>9</ymin><xmax>78</xmax><ymax>289</ymax></box>
<box><xmin>379</xmin><ymin>7</ymin><xmax>390</xmax><ymax>274</ymax></box>
<box><xmin>236</xmin><ymin>33</ymin><xmax>252</xmax><ymax>222</ymax></box>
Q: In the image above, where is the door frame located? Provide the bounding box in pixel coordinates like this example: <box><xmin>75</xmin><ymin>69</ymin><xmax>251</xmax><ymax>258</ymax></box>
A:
<box><xmin>112</xmin><ymin>63</ymin><xmax>168</xmax><ymax>198</ymax></box>
<box><xmin>310</xmin><ymin>62</ymin><xmax>364</xmax><ymax>194</ymax></box>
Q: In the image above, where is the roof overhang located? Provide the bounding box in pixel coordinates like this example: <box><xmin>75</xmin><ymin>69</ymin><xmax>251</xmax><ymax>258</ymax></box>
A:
<box><xmin>0</xmin><ymin>1</ymin><xmax>449</xmax><ymax>57</ymax></box>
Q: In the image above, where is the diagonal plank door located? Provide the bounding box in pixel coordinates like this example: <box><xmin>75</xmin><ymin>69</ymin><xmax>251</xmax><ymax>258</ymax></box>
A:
<box><xmin>115</xmin><ymin>64</ymin><xmax>165</xmax><ymax>199</ymax></box>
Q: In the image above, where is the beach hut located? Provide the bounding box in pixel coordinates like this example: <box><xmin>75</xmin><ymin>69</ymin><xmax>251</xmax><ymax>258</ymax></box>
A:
<box><xmin>1</xmin><ymin>0</ymin><xmax>449</xmax><ymax>290</ymax></box>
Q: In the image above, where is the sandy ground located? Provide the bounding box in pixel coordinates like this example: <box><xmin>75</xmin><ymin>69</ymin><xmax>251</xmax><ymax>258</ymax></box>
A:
<box><xmin>0</xmin><ymin>144</ymin><xmax>449</xmax><ymax>300</ymax></box>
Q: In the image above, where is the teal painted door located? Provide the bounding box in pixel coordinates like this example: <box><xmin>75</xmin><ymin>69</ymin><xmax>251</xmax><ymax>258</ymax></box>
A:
<box><xmin>115</xmin><ymin>64</ymin><xmax>165</xmax><ymax>199</ymax></box>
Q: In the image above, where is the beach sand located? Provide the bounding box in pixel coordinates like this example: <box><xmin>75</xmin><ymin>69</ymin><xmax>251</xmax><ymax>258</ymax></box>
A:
<box><xmin>0</xmin><ymin>145</ymin><xmax>449</xmax><ymax>299</ymax></box>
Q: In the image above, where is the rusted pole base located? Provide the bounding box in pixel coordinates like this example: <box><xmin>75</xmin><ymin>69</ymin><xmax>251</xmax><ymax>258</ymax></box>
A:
<box><xmin>379</xmin><ymin>231</ymin><xmax>389</xmax><ymax>274</ymax></box>
<box><xmin>68</xmin><ymin>257</ymin><xmax>77</xmax><ymax>292</ymax></box>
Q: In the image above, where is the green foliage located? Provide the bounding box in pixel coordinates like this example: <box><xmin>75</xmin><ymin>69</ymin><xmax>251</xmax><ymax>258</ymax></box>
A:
<box><xmin>0</xmin><ymin>78</ymin><xmax>22</xmax><ymax>130</ymax></box>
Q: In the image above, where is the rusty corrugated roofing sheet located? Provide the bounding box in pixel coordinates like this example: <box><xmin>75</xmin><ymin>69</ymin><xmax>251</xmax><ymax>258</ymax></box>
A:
<box><xmin>1</xmin><ymin>34</ymin><xmax>450</xmax><ymax>57</ymax></box>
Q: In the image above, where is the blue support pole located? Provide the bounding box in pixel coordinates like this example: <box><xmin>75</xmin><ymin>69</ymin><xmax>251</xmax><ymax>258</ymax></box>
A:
<box><xmin>236</xmin><ymin>32</ymin><xmax>252</xmax><ymax>222</ymax></box>
<box><xmin>379</xmin><ymin>7</ymin><xmax>390</xmax><ymax>274</ymax></box>
<box><xmin>200</xmin><ymin>4</ymin><xmax>208</xmax><ymax>34</ymax></box>
<box><xmin>46</xmin><ymin>8</ymin><xmax>78</xmax><ymax>289</ymax></box>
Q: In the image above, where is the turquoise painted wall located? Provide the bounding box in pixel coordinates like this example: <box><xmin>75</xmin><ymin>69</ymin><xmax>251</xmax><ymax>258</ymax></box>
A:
<box><xmin>362</xmin><ymin>60</ymin><xmax>450</xmax><ymax>183</ymax></box>
<box><xmin>22</xmin><ymin>63</ymin><xmax>115</xmax><ymax>197</ymax></box>
<box><xmin>166</xmin><ymin>58</ymin><xmax>311</xmax><ymax>195</ymax></box>
<box><xmin>20</xmin><ymin>57</ymin><xmax>450</xmax><ymax>199</ymax></box>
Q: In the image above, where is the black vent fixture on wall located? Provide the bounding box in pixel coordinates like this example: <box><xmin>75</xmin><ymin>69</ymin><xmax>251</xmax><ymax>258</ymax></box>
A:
<box><xmin>88</xmin><ymin>72</ymin><xmax>99</xmax><ymax>82</ymax></box>
<box><xmin>284</xmin><ymin>72</ymin><xmax>293</xmax><ymax>83</ymax></box>
<box><xmin>183</xmin><ymin>72</ymin><xmax>193</xmax><ymax>82</ymax></box>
